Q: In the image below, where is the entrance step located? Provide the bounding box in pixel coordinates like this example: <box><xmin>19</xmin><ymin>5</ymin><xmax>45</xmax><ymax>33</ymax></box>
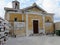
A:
<box><xmin>29</xmin><ymin>34</ymin><xmax>40</xmax><ymax>36</ymax></box>
<box><xmin>33</xmin><ymin>34</ymin><xmax>39</xmax><ymax>36</ymax></box>
<box><xmin>29</xmin><ymin>33</ymin><xmax>45</xmax><ymax>36</ymax></box>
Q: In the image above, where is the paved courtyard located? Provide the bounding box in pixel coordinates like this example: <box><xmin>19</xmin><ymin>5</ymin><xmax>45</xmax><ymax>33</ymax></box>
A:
<box><xmin>5</xmin><ymin>36</ymin><xmax>60</xmax><ymax>45</ymax></box>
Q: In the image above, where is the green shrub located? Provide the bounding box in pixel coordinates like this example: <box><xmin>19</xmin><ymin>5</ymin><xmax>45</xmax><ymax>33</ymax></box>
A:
<box><xmin>55</xmin><ymin>30</ymin><xmax>60</xmax><ymax>36</ymax></box>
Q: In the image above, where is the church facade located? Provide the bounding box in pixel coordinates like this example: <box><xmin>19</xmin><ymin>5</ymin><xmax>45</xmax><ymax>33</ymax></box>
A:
<box><xmin>4</xmin><ymin>0</ymin><xmax>54</xmax><ymax>36</ymax></box>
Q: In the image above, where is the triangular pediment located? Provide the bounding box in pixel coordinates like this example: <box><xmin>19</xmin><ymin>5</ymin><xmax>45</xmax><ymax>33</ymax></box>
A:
<box><xmin>26</xmin><ymin>6</ymin><xmax>43</xmax><ymax>12</ymax></box>
<box><xmin>23</xmin><ymin>3</ymin><xmax>46</xmax><ymax>12</ymax></box>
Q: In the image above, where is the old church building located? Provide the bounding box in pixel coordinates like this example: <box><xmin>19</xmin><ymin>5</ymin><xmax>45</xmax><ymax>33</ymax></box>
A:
<box><xmin>4</xmin><ymin>0</ymin><xmax>54</xmax><ymax>36</ymax></box>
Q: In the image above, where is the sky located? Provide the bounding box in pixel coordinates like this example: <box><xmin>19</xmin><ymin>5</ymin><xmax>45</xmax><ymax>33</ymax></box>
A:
<box><xmin>0</xmin><ymin>0</ymin><xmax>60</xmax><ymax>22</ymax></box>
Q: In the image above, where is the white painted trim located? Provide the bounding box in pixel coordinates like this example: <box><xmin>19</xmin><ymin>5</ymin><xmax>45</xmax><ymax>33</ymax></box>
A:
<box><xmin>52</xmin><ymin>15</ymin><xmax>54</xmax><ymax>22</ymax></box>
<box><xmin>32</xmin><ymin>19</ymin><xmax>40</xmax><ymax>22</ymax></box>
<box><xmin>26</xmin><ymin>13</ymin><xmax>29</xmax><ymax>36</ymax></box>
<box><xmin>45</xmin><ymin>13</ymin><xmax>54</xmax><ymax>15</ymax></box>
<box><xmin>22</xmin><ymin>14</ymin><xmax>24</xmax><ymax>21</ymax></box>
<box><xmin>8</xmin><ymin>11</ymin><xmax>22</xmax><ymax>14</ymax></box>
<box><xmin>7</xmin><ymin>13</ymin><xmax>10</xmax><ymax>20</ymax></box>
<box><xmin>26</xmin><ymin>11</ymin><xmax>43</xmax><ymax>15</ymax></box>
<box><xmin>43</xmin><ymin>15</ymin><xmax>45</xmax><ymax>34</ymax></box>
<box><xmin>50</xmin><ymin>15</ymin><xmax>54</xmax><ymax>23</ymax></box>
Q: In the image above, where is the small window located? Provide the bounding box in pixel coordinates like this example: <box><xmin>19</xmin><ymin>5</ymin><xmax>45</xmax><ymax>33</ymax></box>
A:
<box><xmin>46</xmin><ymin>19</ymin><xmax>49</xmax><ymax>22</ymax></box>
<box><xmin>14</xmin><ymin>18</ymin><xmax>17</xmax><ymax>21</ymax></box>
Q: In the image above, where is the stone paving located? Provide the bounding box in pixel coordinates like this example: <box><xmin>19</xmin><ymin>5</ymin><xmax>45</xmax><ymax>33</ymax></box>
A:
<box><xmin>5</xmin><ymin>36</ymin><xmax>60</xmax><ymax>45</ymax></box>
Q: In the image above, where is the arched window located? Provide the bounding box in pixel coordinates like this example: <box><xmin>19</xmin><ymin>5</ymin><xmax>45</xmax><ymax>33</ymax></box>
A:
<box><xmin>46</xmin><ymin>19</ymin><xmax>49</xmax><ymax>22</ymax></box>
<box><xmin>15</xmin><ymin>3</ymin><xmax>18</xmax><ymax>9</ymax></box>
<box><xmin>15</xmin><ymin>3</ymin><xmax>17</xmax><ymax>6</ymax></box>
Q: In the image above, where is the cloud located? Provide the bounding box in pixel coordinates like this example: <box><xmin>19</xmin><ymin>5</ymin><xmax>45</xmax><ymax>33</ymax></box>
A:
<box><xmin>36</xmin><ymin>0</ymin><xmax>57</xmax><ymax>12</ymax></box>
<box><xmin>0</xmin><ymin>0</ymin><xmax>12</xmax><ymax>18</ymax></box>
<box><xmin>36</xmin><ymin>0</ymin><xmax>60</xmax><ymax>22</ymax></box>
<box><xmin>5</xmin><ymin>2</ymin><xmax>12</xmax><ymax>8</ymax></box>
<box><xmin>19</xmin><ymin>0</ymin><xmax>30</xmax><ymax>3</ymax></box>
<box><xmin>20</xmin><ymin>0</ymin><xmax>34</xmax><ymax>8</ymax></box>
<box><xmin>36</xmin><ymin>0</ymin><xmax>44</xmax><ymax>6</ymax></box>
<box><xmin>0</xmin><ymin>0</ymin><xmax>6</xmax><ymax>18</ymax></box>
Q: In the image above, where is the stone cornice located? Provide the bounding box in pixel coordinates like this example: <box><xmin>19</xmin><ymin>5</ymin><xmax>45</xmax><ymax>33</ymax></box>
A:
<box><xmin>25</xmin><ymin>11</ymin><xmax>54</xmax><ymax>16</ymax></box>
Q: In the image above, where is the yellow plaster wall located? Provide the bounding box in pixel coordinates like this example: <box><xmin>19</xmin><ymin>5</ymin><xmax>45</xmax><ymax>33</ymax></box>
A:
<box><xmin>5</xmin><ymin>13</ymin><xmax>9</xmax><ymax>21</ymax></box>
<box><xmin>45</xmin><ymin>24</ymin><xmax>54</xmax><ymax>33</ymax></box>
<box><xmin>28</xmin><ymin>14</ymin><xmax>43</xmax><ymax>30</ymax></box>
<box><xmin>8</xmin><ymin>13</ymin><xmax>23</xmax><ymax>27</ymax></box>
<box><xmin>5</xmin><ymin>14</ymin><xmax>7</xmax><ymax>20</ymax></box>
<box><xmin>8</xmin><ymin>13</ymin><xmax>26</xmax><ymax>36</ymax></box>
<box><xmin>23</xmin><ymin>14</ymin><xmax>26</xmax><ymax>22</ymax></box>
<box><xmin>27</xmin><ymin>7</ymin><xmax>42</xmax><ymax>12</ymax></box>
<box><xmin>9</xmin><ymin>13</ymin><xmax>22</xmax><ymax>22</ymax></box>
<box><xmin>9</xmin><ymin>28</ymin><xmax>26</xmax><ymax>36</ymax></box>
<box><xmin>45</xmin><ymin>15</ymin><xmax>54</xmax><ymax>33</ymax></box>
<box><xmin>14</xmin><ymin>27</ymin><xmax>26</xmax><ymax>36</ymax></box>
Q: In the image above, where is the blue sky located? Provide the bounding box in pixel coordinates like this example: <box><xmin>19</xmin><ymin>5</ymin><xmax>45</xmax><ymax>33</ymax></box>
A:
<box><xmin>0</xmin><ymin>0</ymin><xmax>60</xmax><ymax>22</ymax></box>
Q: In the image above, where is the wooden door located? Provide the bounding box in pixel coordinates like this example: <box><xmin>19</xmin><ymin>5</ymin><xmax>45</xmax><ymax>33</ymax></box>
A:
<box><xmin>33</xmin><ymin>20</ymin><xmax>38</xmax><ymax>34</ymax></box>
